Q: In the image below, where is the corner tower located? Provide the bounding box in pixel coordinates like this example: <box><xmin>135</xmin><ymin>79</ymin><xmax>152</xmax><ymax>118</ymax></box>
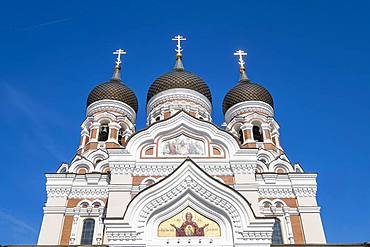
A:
<box><xmin>223</xmin><ymin>50</ymin><xmax>282</xmax><ymax>154</ymax></box>
<box><xmin>146</xmin><ymin>35</ymin><xmax>212</xmax><ymax>124</ymax></box>
<box><xmin>78</xmin><ymin>49</ymin><xmax>138</xmax><ymax>157</ymax></box>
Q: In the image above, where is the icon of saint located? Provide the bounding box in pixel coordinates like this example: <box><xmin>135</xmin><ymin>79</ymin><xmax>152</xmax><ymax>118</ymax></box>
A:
<box><xmin>170</xmin><ymin>212</ymin><xmax>209</xmax><ymax>237</ymax></box>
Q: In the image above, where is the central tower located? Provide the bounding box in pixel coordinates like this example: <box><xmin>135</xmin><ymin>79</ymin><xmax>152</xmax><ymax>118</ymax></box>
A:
<box><xmin>146</xmin><ymin>35</ymin><xmax>212</xmax><ymax>124</ymax></box>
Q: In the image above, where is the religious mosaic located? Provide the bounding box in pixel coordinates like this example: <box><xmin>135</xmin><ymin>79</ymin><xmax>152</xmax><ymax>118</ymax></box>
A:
<box><xmin>160</xmin><ymin>135</ymin><xmax>205</xmax><ymax>156</ymax></box>
<box><xmin>158</xmin><ymin>206</ymin><xmax>221</xmax><ymax>237</ymax></box>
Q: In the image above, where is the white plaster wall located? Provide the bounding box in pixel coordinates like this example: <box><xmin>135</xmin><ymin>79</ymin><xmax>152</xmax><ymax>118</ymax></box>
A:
<box><xmin>300</xmin><ymin>212</ymin><xmax>326</xmax><ymax>243</ymax></box>
<box><xmin>37</xmin><ymin>213</ymin><xmax>64</xmax><ymax>244</ymax></box>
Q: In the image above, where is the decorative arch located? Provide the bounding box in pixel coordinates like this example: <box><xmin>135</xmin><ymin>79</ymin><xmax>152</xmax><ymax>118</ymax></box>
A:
<box><xmin>269</xmin><ymin>159</ymin><xmax>294</xmax><ymax>173</ymax></box>
<box><xmin>86</xmin><ymin>149</ymin><xmax>109</xmax><ymax>165</ymax></box>
<box><xmin>105</xmin><ymin>158</ymin><xmax>274</xmax><ymax>246</ymax></box>
<box><xmin>69</xmin><ymin>158</ymin><xmax>94</xmax><ymax>174</ymax></box>
<box><xmin>126</xmin><ymin>111</ymin><xmax>240</xmax><ymax>159</ymax></box>
<box><xmin>57</xmin><ymin>163</ymin><xmax>69</xmax><ymax>173</ymax></box>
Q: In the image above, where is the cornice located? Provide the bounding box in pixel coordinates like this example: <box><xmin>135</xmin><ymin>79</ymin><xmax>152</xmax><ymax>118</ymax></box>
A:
<box><xmin>86</xmin><ymin>99</ymin><xmax>136</xmax><ymax>122</ymax></box>
<box><xmin>224</xmin><ymin>101</ymin><xmax>274</xmax><ymax>124</ymax></box>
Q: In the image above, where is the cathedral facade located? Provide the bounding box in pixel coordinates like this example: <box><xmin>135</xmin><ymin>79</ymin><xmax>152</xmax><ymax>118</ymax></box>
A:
<box><xmin>37</xmin><ymin>36</ymin><xmax>326</xmax><ymax>247</ymax></box>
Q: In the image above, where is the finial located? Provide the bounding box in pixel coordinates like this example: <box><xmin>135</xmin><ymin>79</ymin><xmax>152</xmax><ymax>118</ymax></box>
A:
<box><xmin>172</xmin><ymin>35</ymin><xmax>186</xmax><ymax>70</ymax></box>
<box><xmin>233</xmin><ymin>49</ymin><xmax>248</xmax><ymax>80</ymax></box>
<box><xmin>112</xmin><ymin>49</ymin><xmax>127</xmax><ymax>80</ymax></box>
<box><xmin>172</xmin><ymin>34</ymin><xmax>186</xmax><ymax>57</ymax></box>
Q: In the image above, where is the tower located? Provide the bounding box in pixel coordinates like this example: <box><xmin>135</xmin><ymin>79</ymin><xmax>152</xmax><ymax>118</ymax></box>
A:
<box><xmin>37</xmin><ymin>37</ymin><xmax>326</xmax><ymax>247</ymax></box>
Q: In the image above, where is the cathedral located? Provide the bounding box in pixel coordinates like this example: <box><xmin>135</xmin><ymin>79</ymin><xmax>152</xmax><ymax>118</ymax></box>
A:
<box><xmin>37</xmin><ymin>35</ymin><xmax>326</xmax><ymax>247</ymax></box>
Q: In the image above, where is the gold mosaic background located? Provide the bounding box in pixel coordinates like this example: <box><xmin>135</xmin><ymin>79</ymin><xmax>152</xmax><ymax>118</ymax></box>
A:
<box><xmin>158</xmin><ymin>206</ymin><xmax>221</xmax><ymax>237</ymax></box>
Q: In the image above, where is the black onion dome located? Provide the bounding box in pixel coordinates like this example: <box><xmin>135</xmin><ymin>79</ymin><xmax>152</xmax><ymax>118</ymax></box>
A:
<box><xmin>87</xmin><ymin>78</ymin><xmax>138</xmax><ymax>112</ymax></box>
<box><xmin>222</xmin><ymin>79</ymin><xmax>274</xmax><ymax>114</ymax></box>
<box><xmin>147</xmin><ymin>68</ymin><xmax>212</xmax><ymax>104</ymax></box>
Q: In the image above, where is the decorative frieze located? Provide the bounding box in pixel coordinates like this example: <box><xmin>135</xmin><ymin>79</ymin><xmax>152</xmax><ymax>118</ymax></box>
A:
<box><xmin>239</xmin><ymin>231</ymin><xmax>272</xmax><ymax>242</ymax></box>
<box><xmin>293</xmin><ymin>186</ymin><xmax>317</xmax><ymax>197</ymax></box>
<box><xmin>258</xmin><ymin>187</ymin><xmax>295</xmax><ymax>198</ymax></box>
<box><xmin>230</xmin><ymin>163</ymin><xmax>256</xmax><ymax>174</ymax></box>
<box><xmin>46</xmin><ymin>187</ymin><xmax>70</xmax><ymax>198</ymax></box>
<box><xmin>106</xmin><ymin>231</ymin><xmax>141</xmax><ymax>242</ymax></box>
<box><xmin>69</xmin><ymin>187</ymin><xmax>108</xmax><ymax>198</ymax></box>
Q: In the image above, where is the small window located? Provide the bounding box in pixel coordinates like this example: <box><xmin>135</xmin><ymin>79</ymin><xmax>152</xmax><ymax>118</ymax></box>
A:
<box><xmin>253</xmin><ymin>125</ymin><xmax>264</xmax><ymax>142</ymax></box>
<box><xmin>276</xmin><ymin>167</ymin><xmax>287</xmax><ymax>174</ymax></box>
<box><xmin>263</xmin><ymin>201</ymin><xmax>272</xmax><ymax>208</ymax></box>
<box><xmin>155</xmin><ymin>116</ymin><xmax>161</xmax><ymax>122</ymax></box>
<box><xmin>272</xmin><ymin>219</ymin><xmax>283</xmax><ymax>244</ymax></box>
<box><xmin>60</xmin><ymin>167</ymin><xmax>67</xmax><ymax>173</ymax></box>
<box><xmin>145</xmin><ymin>179</ymin><xmax>155</xmax><ymax>187</ymax></box>
<box><xmin>98</xmin><ymin>124</ymin><xmax>109</xmax><ymax>141</ymax></box>
<box><xmin>118</xmin><ymin>128</ymin><xmax>124</xmax><ymax>145</ymax></box>
<box><xmin>92</xmin><ymin>202</ymin><xmax>101</xmax><ymax>208</ymax></box>
<box><xmin>80</xmin><ymin>202</ymin><xmax>89</xmax><ymax>208</ymax></box>
<box><xmin>238</xmin><ymin>129</ymin><xmax>244</xmax><ymax>143</ymax></box>
<box><xmin>80</xmin><ymin>219</ymin><xmax>95</xmax><ymax>245</ymax></box>
<box><xmin>275</xmin><ymin>201</ymin><xmax>284</xmax><ymax>208</ymax></box>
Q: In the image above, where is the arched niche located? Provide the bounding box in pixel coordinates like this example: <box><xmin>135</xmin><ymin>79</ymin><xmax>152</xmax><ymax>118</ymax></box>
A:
<box><xmin>146</xmin><ymin>192</ymin><xmax>233</xmax><ymax>244</ymax></box>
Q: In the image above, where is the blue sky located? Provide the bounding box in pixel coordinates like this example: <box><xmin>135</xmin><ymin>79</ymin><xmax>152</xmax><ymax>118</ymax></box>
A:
<box><xmin>0</xmin><ymin>0</ymin><xmax>369</xmax><ymax>244</ymax></box>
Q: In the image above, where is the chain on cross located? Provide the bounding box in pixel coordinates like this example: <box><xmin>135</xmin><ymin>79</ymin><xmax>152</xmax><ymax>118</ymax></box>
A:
<box><xmin>172</xmin><ymin>35</ymin><xmax>186</xmax><ymax>56</ymax></box>
<box><xmin>113</xmin><ymin>49</ymin><xmax>127</xmax><ymax>67</ymax></box>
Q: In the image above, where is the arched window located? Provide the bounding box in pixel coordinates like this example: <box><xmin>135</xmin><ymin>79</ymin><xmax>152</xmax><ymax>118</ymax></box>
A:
<box><xmin>155</xmin><ymin>116</ymin><xmax>161</xmax><ymax>122</ymax></box>
<box><xmin>252</xmin><ymin>125</ymin><xmax>264</xmax><ymax>142</ymax></box>
<box><xmin>60</xmin><ymin>167</ymin><xmax>67</xmax><ymax>173</ymax></box>
<box><xmin>238</xmin><ymin>129</ymin><xmax>244</xmax><ymax>143</ymax></box>
<box><xmin>118</xmin><ymin>128</ymin><xmax>124</xmax><ymax>145</ymax></box>
<box><xmin>80</xmin><ymin>219</ymin><xmax>95</xmax><ymax>245</ymax></box>
<box><xmin>145</xmin><ymin>179</ymin><xmax>155</xmax><ymax>187</ymax></box>
<box><xmin>272</xmin><ymin>218</ymin><xmax>283</xmax><ymax>244</ymax></box>
<box><xmin>98</xmin><ymin>124</ymin><xmax>109</xmax><ymax>141</ymax></box>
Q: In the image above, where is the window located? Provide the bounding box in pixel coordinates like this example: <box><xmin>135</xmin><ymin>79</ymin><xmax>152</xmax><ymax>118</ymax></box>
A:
<box><xmin>155</xmin><ymin>116</ymin><xmax>161</xmax><ymax>122</ymax></box>
<box><xmin>98</xmin><ymin>124</ymin><xmax>109</xmax><ymax>141</ymax></box>
<box><xmin>118</xmin><ymin>128</ymin><xmax>124</xmax><ymax>145</ymax></box>
<box><xmin>238</xmin><ymin>129</ymin><xmax>244</xmax><ymax>143</ymax></box>
<box><xmin>272</xmin><ymin>219</ymin><xmax>283</xmax><ymax>244</ymax></box>
<box><xmin>80</xmin><ymin>219</ymin><xmax>95</xmax><ymax>245</ymax></box>
<box><xmin>263</xmin><ymin>201</ymin><xmax>272</xmax><ymax>208</ymax></box>
<box><xmin>145</xmin><ymin>179</ymin><xmax>155</xmax><ymax>187</ymax></box>
<box><xmin>275</xmin><ymin>201</ymin><xmax>284</xmax><ymax>208</ymax></box>
<box><xmin>252</xmin><ymin>125</ymin><xmax>264</xmax><ymax>142</ymax></box>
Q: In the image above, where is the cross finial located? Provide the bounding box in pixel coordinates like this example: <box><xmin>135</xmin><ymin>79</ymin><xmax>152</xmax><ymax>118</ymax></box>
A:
<box><xmin>172</xmin><ymin>35</ymin><xmax>186</xmax><ymax>57</ymax></box>
<box><xmin>234</xmin><ymin>49</ymin><xmax>248</xmax><ymax>80</ymax></box>
<box><xmin>234</xmin><ymin>49</ymin><xmax>247</xmax><ymax>69</ymax></box>
<box><xmin>113</xmin><ymin>48</ymin><xmax>127</xmax><ymax>67</ymax></box>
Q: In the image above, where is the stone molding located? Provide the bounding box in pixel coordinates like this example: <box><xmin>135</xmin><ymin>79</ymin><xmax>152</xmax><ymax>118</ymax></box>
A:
<box><xmin>132</xmin><ymin>163</ymin><xmax>233</xmax><ymax>176</ymax></box>
<box><xmin>69</xmin><ymin>187</ymin><xmax>108</xmax><ymax>198</ymax></box>
<box><xmin>230</xmin><ymin>162</ymin><xmax>257</xmax><ymax>174</ymax></box>
<box><xmin>224</xmin><ymin>101</ymin><xmax>274</xmax><ymax>124</ymax></box>
<box><xmin>258</xmin><ymin>187</ymin><xmax>295</xmax><ymax>198</ymax></box>
<box><xmin>293</xmin><ymin>186</ymin><xmax>317</xmax><ymax>197</ymax></box>
<box><xmin>136</xmin><ymin>175</ymin><xmax>243</xmax><ymax>230</ymax></box>
<box><xmin>147</xmin><ymin>88</ymin><xmax>212</xmax><ymax>115</ymax></box>
<box><xmin>86</xmin><ymin>99</ymin><xmax>136</xmax><ymax>122</ymax></box>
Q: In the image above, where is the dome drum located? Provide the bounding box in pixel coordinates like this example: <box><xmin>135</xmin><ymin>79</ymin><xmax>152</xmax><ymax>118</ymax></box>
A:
<box><xmin>147</xmin><ymin>88</ymin><xmax>212</xmax><ymax>122</ymax></box>
<box><xmin>86</xmin><ymin>99</ymin><xmax>137</xmax><ymax>123</ymax></box>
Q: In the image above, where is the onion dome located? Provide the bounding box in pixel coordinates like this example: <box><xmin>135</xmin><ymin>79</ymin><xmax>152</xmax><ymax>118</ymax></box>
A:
<box><xmin>223</xmin><ymin>51</ymin><xmax>273</xmax><ymax>114</ymax></box>
<box><xmin>146</xmin><ymin>56</ymin><xmax>212</xmax><ymax>104</ymax></box>
<box><xmin>86</xmin><ymin>53</ymin><xmax>138</xmax><ymax>113</ymax></box>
